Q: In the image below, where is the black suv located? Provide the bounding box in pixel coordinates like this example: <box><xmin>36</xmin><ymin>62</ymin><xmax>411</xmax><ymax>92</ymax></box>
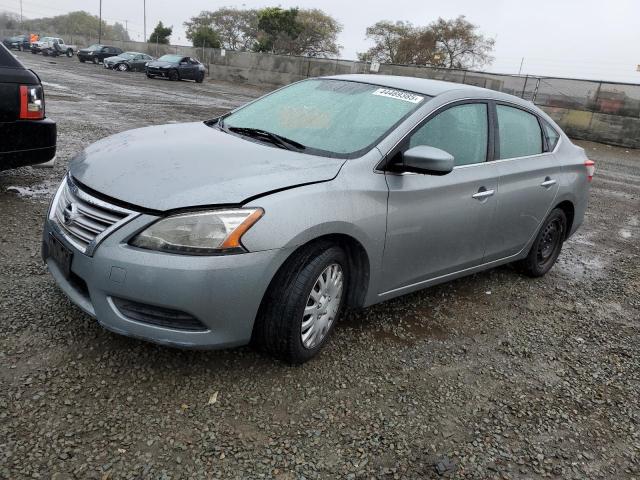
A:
<box><xmin>77</xmin><ymin>44</ymin><xmax>123</xmax><ymax>64</ymax></box>
<box><xmin>0</xmin><ymin>44</ymin><xmax>56</xmax><ymax>170</ymax></box>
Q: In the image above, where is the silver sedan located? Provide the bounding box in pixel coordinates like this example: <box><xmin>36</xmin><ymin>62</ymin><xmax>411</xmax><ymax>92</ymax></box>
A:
<box><xmin>42</xmin><ymin>75</ymin><xmax>594</xmax><ymax>363</ymax></box>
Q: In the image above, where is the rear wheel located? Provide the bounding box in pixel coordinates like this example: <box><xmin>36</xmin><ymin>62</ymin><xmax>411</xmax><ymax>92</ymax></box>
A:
<box><xmin>517</xmin><ymin>208</ymin><xmax>567</xmax><ymax>277</ymax></box>
<box><xmin>252</xmin><ymin>242</ymin><xmax>348</xmax><ymax>364</ymax></box>
<box><xmin>66</xmin><ymin>49</ymin><xmax>73</xmax><ymax>57</ymax></box>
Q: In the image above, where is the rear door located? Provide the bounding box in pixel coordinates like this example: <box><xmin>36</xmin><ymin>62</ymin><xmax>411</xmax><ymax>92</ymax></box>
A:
<box><xmin>381</xmin><ymin>101</ymin><xmax>499</xmax><ymax>293</ymax></box>
<box><xmin>483</xmin><ymin>103</ymin><xmax>561</xmax><ymax>261</ymax></box>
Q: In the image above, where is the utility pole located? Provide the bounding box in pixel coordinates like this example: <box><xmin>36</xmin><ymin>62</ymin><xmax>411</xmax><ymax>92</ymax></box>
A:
<box><xmin>98</xmin><ymin>0</ymin><xmax>102</xmax><ymax>43</ymax></box>
<box><xmin>143</xmin><ymin>0</ymin><xmax>147</xmax><ymax>42</ymax></box>
<box><xmin>125</xmin><ymin>20</ymin><xmax>128</xmax><ymax>40</ymax></box>
<box><xmin>20</xmin><ymin>0</ymin><xmax>23</xmax><ymax>27</ymax></box>
<box><xmin>518</xmin><ymin>57</ymin><xmax>524</xmax><ymax>75</ymax></box>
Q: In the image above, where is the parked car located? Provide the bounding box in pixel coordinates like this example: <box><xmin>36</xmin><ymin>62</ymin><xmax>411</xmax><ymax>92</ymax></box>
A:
<box><xmin>42</xmin><ymin>75</ymin><xmax>595</xmax><ymax>363</ymax></box>
<box><xmin>31</xmin><ymin>37</ymin><xmax>76</xmax><ymax>56</ymax></box>
<box><xmin>77</xmin><ymin>44</ymin><xmax>122</xmax><ymax>64</ymax></box>
<box><xmin>145</xmin><ymin>54</ymin><xmax>205</xmax><ymax>82</ymax></box>
<box><xmin>103</xmin><ymin>51</ymin><xmax>154</xmax><ymax>71</ymax></box>
<box><xmin>0</xmin><ymin>44</ymin><xmax>56</xmax><ymax>170</ymax></box>
<box><xmin>3</xmin><ymin>34</ymin><xmax>30</xmax><ymax>51</ymax></box>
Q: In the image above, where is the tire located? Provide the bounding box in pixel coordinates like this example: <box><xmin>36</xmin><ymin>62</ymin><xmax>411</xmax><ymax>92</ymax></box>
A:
<box><xmin>66</xmin><ymin>49</ymin><xmax>73</xmax><ymax>57</ymax></box>
<box><xmin>195</xmin><ymin>73</ymin><xmax>204</xmax><ymax>83</ymax></box>
<box><xmin>42</xmin><ymin>50</ymin><xmax>49</xmax><ymax>56</ymax></box>
<box><xmin>252</xmin><ymin>242</ymin><xmax>349</xmax><ymax>364</ymax></box>
<box><xmin>79</xmin><ymin>57</ymin><xmax>85</xmax><ymax>62</ymax></box>
<box><xmin>117</xmin><ymin>63</ymin><xmax>129</xmax><ymax>72</ymax></box>
<box><xmin>168</xmin><ymin>69</ymin><xmax>179</xmax><ymax>81</ymax></box>
<box><xmin>517</xmin><ymin>208</ymin><xmax>567</xmax><ymax>278</ymax></box>
<box><xmin>146</xmin><ymin>73</ymin><xmax>154</xmax><ymax>79</ymax></box>
<box><xmin>31</xmin><ymin>49</ymin><xmax>37</xmax><ymax>54</ymax></box>
<box><xmin>18</xmin><ymin>45</ymin><xmax>23</xmax><ymax>51</ymax></box>
<box><xmin>92</xmin><ymin>56</ymin><xmax>99</xmax><ymax>64</ymax></box>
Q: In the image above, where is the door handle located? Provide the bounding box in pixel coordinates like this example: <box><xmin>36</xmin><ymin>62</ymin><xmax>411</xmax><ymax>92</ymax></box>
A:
<box><xmin>472</xmin><ymin>188</ymin><xmax>495</xmax><ymax>200</ymax></box>
<box><xmin>541</xmin><ymin>178</ymin><xmax>557</xmax><ymax>188</ymax></box>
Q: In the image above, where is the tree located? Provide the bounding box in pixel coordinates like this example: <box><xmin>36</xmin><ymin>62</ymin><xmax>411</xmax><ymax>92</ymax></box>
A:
<box><xmin>292</xmin><ymin>9</ymin><xmax>342</xmax><ymax>57</ymax></box>
<box><xmin>149</xmin><ymin>21</ymin><xmax>171</xmax><ymax>44</ymax></box>
<box><xmin>358</xmin><ymin>20</ymin><xmax>414</xmax><ymax>63</ymax></box>
<box><xmin>190</xmin><ymin>26</ymin><xmax>221</xmax><ymax>49</ymax></box>
<box><xmin>429</xmin><ymin>16</ymin><xmax>495</xmax><ymax>69</ymax></box>
<box><xmin>184</xmin><ymin>8</ymin><xmax>258</xmax><ymax>51</ymax></box>
<box><xmin>9</xmin><ymin>11</ymin><xmax>129</xmax><ymax>42</ymax></box>
<box><xmin>254</xmin><ymin>7</ymin><xmax>301</xmax><ymax>54</ymax></box>
<box><xmin>359</xmin><ymin>16</ymin><xmax>494</xmax><ymax>69</ymax></box>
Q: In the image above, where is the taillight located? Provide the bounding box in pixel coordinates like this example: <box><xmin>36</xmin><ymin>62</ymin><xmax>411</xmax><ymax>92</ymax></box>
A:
<box><xmin>19</xmin><ymin>85</ymin><xmax>45</xmax><ymax>120</ymax></box>
<box><xmin>584</xmin><ymin>160</ymin><xmax>595</xmax><ymax>182</ymax></box>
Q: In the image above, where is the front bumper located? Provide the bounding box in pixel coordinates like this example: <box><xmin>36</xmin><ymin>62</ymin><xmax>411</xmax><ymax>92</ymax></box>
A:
<box><xmin>42</xmin><ymin>213</ymin><xmax>290</xmax><ymax>349</ymax></box>
<box><xmin>146</xmin><ymin>67</ymin><xmax>169</xmax><ymax>77</ymax></box>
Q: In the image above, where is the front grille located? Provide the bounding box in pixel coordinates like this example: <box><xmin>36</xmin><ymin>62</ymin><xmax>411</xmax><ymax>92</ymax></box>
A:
<box><xmin>50</xmin><ymin>176</ymin><xmax>137</xmax><ymax>255</ymax></box>
<box><xmin>112</xmin><ymin>298</ymin><xmax>208</xmax><ymax>331</ymax></box>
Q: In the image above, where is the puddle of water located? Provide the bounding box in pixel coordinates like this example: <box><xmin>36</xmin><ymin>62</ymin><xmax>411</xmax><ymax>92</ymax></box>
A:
<box><xmin>619</xmin><ymin>229</ymin><xmax>632</xmax><ymax>239</ymax></box>
<box><xmin>42</xmin><ymin>81</ymin><xmax>70</xmax><ymax>91</ymax></box>
<box><xmin>557</xmin><ymin>255</ymin><xmax>607</xmax><ymax>280</ymax></box>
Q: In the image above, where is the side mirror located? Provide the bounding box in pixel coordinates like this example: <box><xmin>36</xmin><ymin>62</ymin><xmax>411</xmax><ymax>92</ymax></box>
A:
<box><xmin>400</xmin><ymin>145</ymin><xmax>454</xmax><ymax>175</ymax></box>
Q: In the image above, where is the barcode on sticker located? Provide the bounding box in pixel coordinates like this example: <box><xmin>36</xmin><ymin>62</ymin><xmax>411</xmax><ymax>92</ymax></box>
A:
<box><xmin>372</xmin><ymin>88</ymin><xmax>423</xmax><ymax>103</ymax></box>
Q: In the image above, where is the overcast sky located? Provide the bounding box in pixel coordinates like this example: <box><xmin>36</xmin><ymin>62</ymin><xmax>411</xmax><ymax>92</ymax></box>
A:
<box><xmin>6</xmin><ymin>0</ymin><xmax>640</xmax><ymax>82</ymax></box>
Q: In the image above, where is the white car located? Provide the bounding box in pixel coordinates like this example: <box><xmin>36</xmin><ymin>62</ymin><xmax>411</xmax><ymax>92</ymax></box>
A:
<box><xmin>31</xmin><ymin>37</ymin><xmax>76</xmax><ymax>57</ymax></box>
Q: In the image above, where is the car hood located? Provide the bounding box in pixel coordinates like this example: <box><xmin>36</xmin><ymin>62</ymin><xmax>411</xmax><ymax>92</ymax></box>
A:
<box><xmin>104</xmin><ymin>56</ymin><xmax>122</xmax><ymax>62</ymax></box>
<box><xmin>69</xmin><ymin>122</ymin><xmax>346</xmax><ymax>211</ymax></box>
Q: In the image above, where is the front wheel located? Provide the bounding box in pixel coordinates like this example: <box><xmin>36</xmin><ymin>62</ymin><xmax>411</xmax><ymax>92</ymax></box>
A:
<box><xmin>117</xmin><ymin>63</ymin><xmax>129</xmax><ymax>71</ymax></box>
<box><xmin>252</xmin><ymin>242</ymin><xmax>348</xmax><ymax>364</ymax></box>
<box><xmin>146</xmin><ymin>73</ymin><xmax>154</xmax><ymax>79</ymax></box>
<box><xmin>66</xmin><ymin>49</ymin><xmax>73</xmax><ymax>57</ymax></box>
<box><xmin>92</xmin><ymin>56</ymin><xmax>99</xmax><ymax>64</ymax></box>
<box><xmin>517</xmin><ymin>208</ymin><xmax>567</xmax><ymax>277</ymax></box>
<box><xmin>195</xmin><ymin>73</ymin><xmax>204</xmax><ymax>83</ymax></box>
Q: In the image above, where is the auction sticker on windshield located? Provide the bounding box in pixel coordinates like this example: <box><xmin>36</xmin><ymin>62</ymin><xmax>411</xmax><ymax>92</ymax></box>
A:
<box><xmin>372</xmin><ymin>88</ymin><xmax>424</xmax><ymax>103</ymax></box>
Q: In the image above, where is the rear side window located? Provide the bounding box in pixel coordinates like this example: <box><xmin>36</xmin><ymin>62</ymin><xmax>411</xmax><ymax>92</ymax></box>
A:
<box><xmin>409</xmin><ymin>103</ymin><xmax>488</xmax><ymax>166</ymax></box>
<box><xmin>543</xmin><ymin>121</ymin><xmax>560</xmax><ymax>151</ymax></box>
<box><xmin>496</xmin><ymin>105</ymin><xmax>543</xmax><ymax>159</ymax></box>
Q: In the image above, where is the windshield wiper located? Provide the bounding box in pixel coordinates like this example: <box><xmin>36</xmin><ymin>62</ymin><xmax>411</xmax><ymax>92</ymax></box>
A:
<box><xmin>227</xmin><ymin>126</ymin><xmax>306</xmax><ymax>152</ymax></box>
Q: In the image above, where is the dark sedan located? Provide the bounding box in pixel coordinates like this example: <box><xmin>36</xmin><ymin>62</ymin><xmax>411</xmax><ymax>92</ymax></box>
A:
<box><xmin>0</xmin><ymin>44</ymin><xmax>56</xmax><ymax>170</ymax></box>
<box><xmin>77</xmin><ymin>44</ymin><xmax>122</xmax><ymax>64</ymax></box>
<box><xmin>145</xmin><ymin>54</ymin><xmax>205</xmax><ymax>83</ymax></box>
<box><xmin>103</xmin><ymin>51</ymin><xmax>154</xmax><ymax>71</ymax></box>
<box><xmin>3</xmin><ymin>35</ymin><xmax>30</xmax><ymax>51</ymax></box>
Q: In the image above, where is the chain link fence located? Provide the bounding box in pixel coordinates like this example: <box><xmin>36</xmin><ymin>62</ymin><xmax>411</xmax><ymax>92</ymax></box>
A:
<box><xmin>3</xmin><ymin>27</ymin><xmax>639</xmax><ymax>148</ymax></box>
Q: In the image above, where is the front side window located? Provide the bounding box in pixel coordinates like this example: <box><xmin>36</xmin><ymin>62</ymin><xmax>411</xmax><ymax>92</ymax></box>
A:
<box><xmin>497</xmin><ymin>105</ymin><xmax>543</xmax><ymax>159</ymax></box>
<box><xmin>409</xmin><ymin>103</ymin><xmax>488</xmax><ymax>166</ymax></box>
<box><xmin>223</xmin><ymin>79</ymin><xmax>428</xmax><ymax>157</ymax></box>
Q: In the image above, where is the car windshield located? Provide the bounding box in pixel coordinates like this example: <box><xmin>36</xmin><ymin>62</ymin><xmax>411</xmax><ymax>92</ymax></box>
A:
<box><xmin>222</xmin><ymin>79</ymin><xmax>428</xmax><ymax>157</ymax></box>
<box><xmin>158</xmin><ymin>54</ymin><xmax>182</xmax><ymax>62</ymax></box>
<box><xmin>87</xmin><ymin>44</ymin><xmax>102</xmax><ymax>51</ymax></box>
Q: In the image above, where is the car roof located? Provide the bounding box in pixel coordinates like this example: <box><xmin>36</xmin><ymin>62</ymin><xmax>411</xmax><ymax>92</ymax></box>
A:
<box><xmin>323</xmin><ymin>74</ymin><xmax>530</xmax><ymax>105</ymax></box>
<box><xmin>0</xmin><ymin>43</ymin><xmax>23</xmax><ymax>69</ymax></box>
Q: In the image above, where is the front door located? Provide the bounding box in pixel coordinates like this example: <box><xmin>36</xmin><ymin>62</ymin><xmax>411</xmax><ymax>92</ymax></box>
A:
<box><xmin>483</xmin><ymin>104</ymin><xmax>561</xmax><ymax>261</ymax></box>
<box><xmin>381</xmin><ymin>102</ymin><xmax>498</xmax><ymax>294</ymax></box>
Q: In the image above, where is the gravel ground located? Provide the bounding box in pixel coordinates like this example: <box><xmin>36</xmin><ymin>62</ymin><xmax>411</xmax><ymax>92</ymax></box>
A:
<box><xmin>1</xmin><ymin>52</ymin><xmax>639</xmax><ymax>480</ymax></box>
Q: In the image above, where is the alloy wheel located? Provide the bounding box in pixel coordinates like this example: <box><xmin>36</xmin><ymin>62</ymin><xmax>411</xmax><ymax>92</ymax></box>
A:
<box><xmin>301</xmin><ymin>263</ymin><xmax>343</xmax><ymax>349</ymax></box>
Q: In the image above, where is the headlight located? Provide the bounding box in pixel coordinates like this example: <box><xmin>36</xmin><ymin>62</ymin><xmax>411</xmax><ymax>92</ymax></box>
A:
<box><xmin>129</xmin><ymin>208</ymin><xmax>263</xmax><ymax>255</ymax></box>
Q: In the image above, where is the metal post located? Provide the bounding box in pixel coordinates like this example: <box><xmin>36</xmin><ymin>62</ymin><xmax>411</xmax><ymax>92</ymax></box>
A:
<box><xmin>520</xmin><ymin>75</ymin><xmax>528</xmax><ymax>99</ymax></box>
<box><xmin>518</xmin><ymin>57</ymin><xmax>524</xmax><ymax>75</ymax></box>
<box><xmin>143</xmin><ymin>0</ymin><xmax>146</xmax><ymax>42</ymax></box>
<box><xmin>20</xmin><ymin>0</ymin><xmax>23</xmax><ymax>27</ymax></box>
<box><xmin>98</xmin><ymin>0</ymin><xmax>102</xmax><ymax>44</ymax></box>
